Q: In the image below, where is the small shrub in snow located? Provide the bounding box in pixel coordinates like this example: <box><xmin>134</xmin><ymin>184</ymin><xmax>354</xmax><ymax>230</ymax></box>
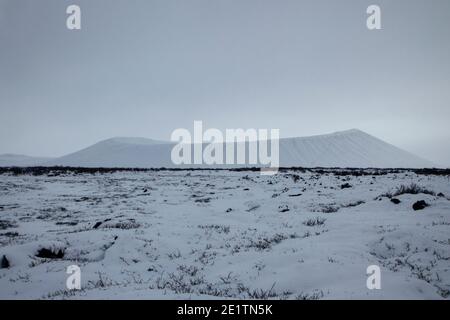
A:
<box><xmin>102</xmin><ymin>220</ymin><xmax>140</xmax><ymax>230</ymax></box>
<box><xmin>0</xmin><ymin>220</ymin><xmax>17</xmax><ymax>230</ymax></box>
<box><xmin>177</xmin><ymin>264</ymin><xmax>200</xmax><ymax>277</ymax></box>
<box><xmin>167</xmin><ymin>250</ymin><xmax>182</xmax><ymax>260</ymax></box>
<box><xmin>155</xmin><ymin>271</ymin><xmax>200</xmax><ymax>294</ymax></box>
<box><xmin>303</xmin><ymin>217</ymin><xmax>326</xmax><ymax>227</ymax></box>
<box><xmin>88</xmin><ymin>272</ymin><xmax>115</xmax><ymax>288</ymax></box>
<box><xmin>341</xmin><ymin>200</ymin><xmax>365</xmax><ymax>208</ymax></box>
<box><xmin>195</xmin><ymin>197</ymin><xmax>211</xmax><ymax>203</ymax></box>
<box><xmin>198</xmin><ymin>224</ymin><xmax>230</xmax><ymax>234</ymax></box>
<box><xmin>246</xmin><ymin>203</ymin><xmax>260</xmax><ymax>212</ymax></box>
<box><xmin>431</xmin><ymin>221</ymin><xmax>450</xmax><ymax>226</ymax></box>
<box><xmin>376</xmin><ymin>183</ymin><xmax>437</xmax><ymax>200</ymax></box>
<box><xmin>392</xmin><ymin>183</ymin><xmax>436</xmax><ymax>197</ymax></box>
<box><xmin>328</xmin><ymin>257</ymin><xmax>338</xmax><ymax>263</ymax></box>
<box><xmin>375</xmin><ymin>191</ymin><xmax>393</xmax><ymax>200</ymax></box>
<box><xmin>247</xmin><ymin>233</ymin><xmax>295</xmax><ymax>251</ymax></box>
<box><xmin>36</xmin><ymin>247</ymin><xmax>65</xmax><ymax>259</ymax></box>
<box><xmin>311</xmin><ymin>203</ymin><xmax>339</xmax><ymax>213</ymax></box>
<box><xmin>295</xmin><ymin>290</ymin><xmax>324</xmax><ymax>300</ymax></box>
<box><xmin>247</xmin><ymin>283</ymin><xmax>277</xmax><ymax>299</ymax></box>
<box><xmin>196</xmin><ymin>250</ymin><xmax>217</xmax><ymax>265</ymax></box>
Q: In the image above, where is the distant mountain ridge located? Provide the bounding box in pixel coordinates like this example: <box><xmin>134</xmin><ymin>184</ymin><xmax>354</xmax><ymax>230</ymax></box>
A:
<box><xmin>0</xmin><ymin>154</ymin><xmax>54</xmax><ymax>167</ymax></box>
<box><xmin>1</xmin><ymin>129</ymin><xmax>436</xmax><ymax>168</ymax></box>
<box><xmin>278</xmin><ymin>129</ymin><xmax>434</xmax><ymax>168</ymax></box>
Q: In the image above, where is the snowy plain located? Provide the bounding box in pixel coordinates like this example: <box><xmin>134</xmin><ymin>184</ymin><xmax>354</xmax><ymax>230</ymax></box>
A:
<box><xmin>0</xmin><ymin>168</ymin><xmax>449</xmax><ymax>299</ymax></box>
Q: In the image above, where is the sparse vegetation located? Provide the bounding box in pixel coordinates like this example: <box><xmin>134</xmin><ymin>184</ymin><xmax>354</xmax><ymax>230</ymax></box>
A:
<box><xmin>341</xmin><ymin>200</ymin><xmax>365</xmax><ymax>208</ymax></box>
<box><xmin>88</xmin><ymin>272</ymin><xmax>115</xmax><ymax>288</ymax></box>
<box><xmin>295</xmin><ymin>290</ymin><xmax>325</xmax><ymax>300</ymax></box>
<box><xmin>247</xmin><ymin>233</ymin><xmax>297</xmax><ymax>251</ymax></box>
<box><xmin>313</xmin><ymin>204</ymin><xmax>340</xmax><ymax>213</ymax></box>
<box><xmin>198</xmin><ymin>224</ymin><xmax>230</xmax><ymax>234</ymax></box>
<box><xmin>0</xmin><ymin>220</ymin><xmax>17</xmax><ymax>230</ymax></box>
<box><xmin>303</xmin><ymin>217</ymin><xmax>326</xmax><ymax>227</ymax></box>
<box><xmin>246</xmin><ymin>283</ymin><xmax>277</xmax><ymax>299</ymax></box>
<box><xmin>376</xmin><ymin>183</ymin><xmax>438</xmax><ymax>200</ymax></box>
<box><xmin>1</xmin><ymin>168</ymin><xmax>449</xmax><ymax>299</ymax></box>
<box><xmin>35</xmin><ymin>247</ymin><xmax>65</xmax><ymax>259</ymax></box>
<box><xmin>101</xmin><ymin>220</ymin><xmax>140</xmax><ymax>230</ymax></box>
<box><xmin>392</xmin><ymin>183</ymin><xmax>436</xmax><ymax>197</ymax></box>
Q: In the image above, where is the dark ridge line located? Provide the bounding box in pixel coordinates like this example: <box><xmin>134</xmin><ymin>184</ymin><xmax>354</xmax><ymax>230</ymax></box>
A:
<box><xmin>0</xmin><ymin>166</ymin><xmax>449</xmax><ymax>176</ymax></box>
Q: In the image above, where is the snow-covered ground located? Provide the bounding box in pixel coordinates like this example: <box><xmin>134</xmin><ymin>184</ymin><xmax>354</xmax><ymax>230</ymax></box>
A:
<box><xmin>0</xmin><ymin>169</ymin><xmax>449</xmax><ymax>299</ymax></box>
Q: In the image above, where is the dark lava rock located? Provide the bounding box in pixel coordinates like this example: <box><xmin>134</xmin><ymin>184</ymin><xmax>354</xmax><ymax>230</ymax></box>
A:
<box><xmin>340</xmin><ymin>183</ymin><xmax>352</xmax><ymax>189</ymax></box>
<box><xmin>36</xmin><ymin>248</ymin><xmax>65</xmax><ymax>259</ymax></box>
<box><xmin>413</xmin><ymin>200</ymin><xmax>429</xmax><ymax>211</ymax></box>
<box><xmin>1</xmin><ymin>255</ymin><xmax>9</xmax><ymax>268</ymax></box>
<box><xmin>390</xmin><ymin>198</ymin><xmax>401</xmax><ymax>204</ymax></box>
<box><xmin>93</xmin><ymin>221</ymin><xmax>102</xmax><ymax>229</ymax></box>
<box><xmin>56</xmin><ymin>221</ymin><xmax>78</xmax><ymax>226</ymax></box>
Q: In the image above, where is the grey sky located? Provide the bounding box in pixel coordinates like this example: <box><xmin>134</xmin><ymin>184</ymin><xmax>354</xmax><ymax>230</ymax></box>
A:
<box><xmin>1</xmin><ymin>0</ymin><xmax>449</xmax><ymax>166</ymax></box>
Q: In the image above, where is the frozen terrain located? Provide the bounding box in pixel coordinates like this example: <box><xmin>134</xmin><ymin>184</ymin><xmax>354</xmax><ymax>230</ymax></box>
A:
<box><xmin>41</xmin><ymin>129</ymin><xmax>434</xmax><ymax>168</ymax></box>
<box><xmin>0</xmin><ymin>168</ymin><xmax>449</xmax><ymax>299</ymax></box>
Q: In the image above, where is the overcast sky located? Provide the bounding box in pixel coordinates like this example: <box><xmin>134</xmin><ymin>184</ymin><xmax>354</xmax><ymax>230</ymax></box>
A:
<box><xmin>1</xmin><ymin>0</ymin><xmax>449</xmax><ymax>166</ymax></box>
